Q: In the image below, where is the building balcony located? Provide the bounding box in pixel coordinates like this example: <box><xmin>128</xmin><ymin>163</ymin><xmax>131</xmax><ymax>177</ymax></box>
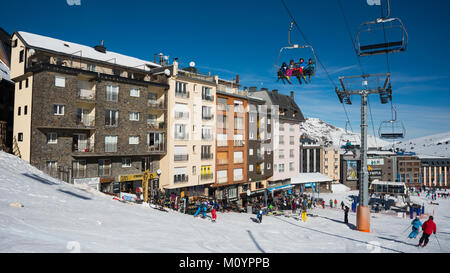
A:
<box><xmin>201</xmin><ymin>173</ymin><xmax>214</xmax><ymax>181</ymax></box>
<box><xmin>147</xmin><ymin>121</ymin><xmax>166</xmax><ymax>130</ymax></box>
<box><xmin>77</xmin><ymin>89</ymin><xmax>96</xmax><ymax>101</ymax></box>
<box><xmin>72</xmin><ymin>142</ymin><xmax>94</xmax><ymax>153</ymax></box>
<box><xmin>175</xmin><ymin>112</ymin><xmax>189</xmax><ymax>120</ymax></box>
<box><xmin>174</xmin><ymin>154</ymin><xmax>189</xmax><ymax>161</ymax></box>
<box><xmin>147</xmin><ymin>143</ymin><xmax>166</xmax><ymax>153</ymax></box>
<box><xmin>75</xmin><ymin>117</ymin><xmax>95</xmax><ymax>127</ymax></box>
<box><xmin>175</xmin><ymin>91</ymin><xmax>190</xmax><ymax>99</ymax></box>
<box><xmin>202</xmin><ymin>114</ymin><xmax>214</xmax><ymax>121</ymax></box>
<box><xmin>174</xmin><ymin>175</ymin><xmax>189</xmax><ymax>183</ymax></box>
<box><xmin>175</xmin><ymin>133</ymin><xmax>189</xmax><ymax>141</ymax></box>
<box><xmin>147</xmin><ymin>100</ymin><xmax>166</xmax><ymax>110</ymax></box>
<box><xmin>202</xmin><ymin>95</ymin><xmax>214</xmax><ymax>102</ymax></box>
<box><xmin>201</xmin><ymin>153</ymin><xmax>214</xmax><ymax>160</ymax></box>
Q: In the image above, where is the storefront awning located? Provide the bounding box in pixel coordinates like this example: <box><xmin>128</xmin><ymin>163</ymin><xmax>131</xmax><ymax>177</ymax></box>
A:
<box><xmin>291</xmin><ymin>173</ymin><xmax>333</xmax><ymax>185</ymax></box>
<box><xmin>267</xmin><ymin>184</ymin><xmax>294</xmax><ymax>192</ymax></box>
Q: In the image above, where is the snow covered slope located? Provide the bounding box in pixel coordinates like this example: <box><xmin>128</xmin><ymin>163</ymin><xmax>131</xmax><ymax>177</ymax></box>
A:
<box><xmin>300</xmin><ymin>118</ymin><xmax>389</xmax><ymax>148</ymax></box>
<box><xmin>386</xmin><ymin>132</ymin><xmax>450</xmax><ymax>158</ymax></box>
<box><xmin>0</xmin><ymin>151</ymin><xmax>449</xmax><ymax>253</ymax></box>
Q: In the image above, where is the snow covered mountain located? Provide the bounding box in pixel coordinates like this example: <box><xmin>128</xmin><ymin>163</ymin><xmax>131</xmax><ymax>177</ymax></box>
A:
<box><xmin>385</xmin><ymin>132</ymin><xmax>450</xmax><ymax>158</ymax></box>
<box><xmin>300</xmin><ymin>118</ymin><xmax>389</xmax><ymax>148</ymax></box>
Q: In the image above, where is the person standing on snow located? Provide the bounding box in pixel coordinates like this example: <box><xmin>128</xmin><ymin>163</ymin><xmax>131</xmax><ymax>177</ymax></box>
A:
<box><xmin>418</xmin><ymin>216</ymin><xmax>437</xmax><ymax>247</ymax></box>
<box><xmin>329</xmin><ymin>199</ymin><xmax>333</xmax><ymax>208</ymax></box>
<box><xmin>256</xmin><ymin>205</ymin><xmax>264</xmax><ymax>223</ymax></box>
<box><xmin>334</xmin><ymin>199</ymin><xmax>338</xmax><ymax>208</ymax></box>
<box><xmin>341</xmin><ymin>201</ymin><xmax>345</xmax><ymax>210</ymax></box>
<box><xmin>409</xmin><ymin>216</ymin><xmax>422</xmax><ymax>239</ymax></box>
<box><xmin>301</xmin><ymin>203</ymin><xmax>307</xmax><ymax>222</ymax></box>
<box><xmin>344</xmin><ymin>206</ymin><xmax>349</xmax><ymax>224</ymax></box>
<box><xmin>211</xmin><ymin>200</ymin><xmax>218</xmax><ymax>222</ymax></box>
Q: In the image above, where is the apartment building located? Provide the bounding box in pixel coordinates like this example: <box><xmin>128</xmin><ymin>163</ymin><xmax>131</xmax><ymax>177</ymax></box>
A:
<box><xmin>213</xmin><ymin>79</ymin><xmax>248</xmax><ymax>205</ymax></box>
<box><xmin>10</xmin><ymin>31</ymin><xmax>169</xmax><ymax>193</ymax></box>
<box><xmin>422</xmin><ymin>156</ymin><xmax>450</xmax><ymax>189</ymax></box>
<box><xmin>250</xmin><ymin>89</ymin><xmax>304</xmax><ymax>189</ymax></box>
<box><xmin>158</xmin><ymin>61</ymin><xmax>216</xmax><ymax>198</ymax></box>
<box><xmin>299</xmin><ymin>134</ymin><xmax>322</xmax><ymax>173</ymax></box>
<box><xmin>366</xmin><ymin>150</ymin><xmax>397</xmax><ymax>183</ymax></box>
<box><xmin>245</xmin><ymin>95</ymin><xmax>273</xmax><ymax>200</ymax></box>
<box><xmin>321</xmin><ymin>146</ymin><xmax>340</xmax><ymax>183</ymax></box>
<box><xmin>0</xmin><ymin>27</ymin><xmax>14</xmax><ymax>152</ymax></box>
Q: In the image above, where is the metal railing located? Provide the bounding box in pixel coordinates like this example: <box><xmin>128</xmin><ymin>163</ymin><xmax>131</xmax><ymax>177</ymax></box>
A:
<box><xmin>73</xmin><ymin>142</ymin><xmax>94</xmax><ymax>153</ymax></box>
<box><xmin>201</xmin><ymin>153</ymin><xmax>214</xmax><ymax>160</ymax></box>
<box><xmin>147</xmin><ymin>100</ymin><xmax>165</xmax><ymax>109</ymax></box>
<box><xmin>174</xmin><ymin>154</ymin><xmax>189</xmax><ymax>161</ymax></box>
<box><xmin>75</xmin><ymin>117</ymin><xmax>95</xmax><ymax>127</ymax></box>
<box><xmin>147</xmin><ymin>143</ymin><xmax>166</xmax><ymax>152</ymax></box>
<box><xmin>201</xmin><ymin>173</ymin><xmax>214</xmax><ymax>181</ymax></box>
<box><xmin>174</xmin><ymin>175</ymin><xmax>189</xmax><ymax>183</ymax></box>
<box><xmin>175</xmin><ymin>91</ymin><xmax>190</xmax><ymax>99</ymax></box>
<box><xmin>202</xmin><ymin>95</ymin><xmax>214</xmax><ymax>101</ymax></box>
<box><xmin>77</xmin><ymin>89</ymin><xmax>95</xmax><ymax>100</ymax></box>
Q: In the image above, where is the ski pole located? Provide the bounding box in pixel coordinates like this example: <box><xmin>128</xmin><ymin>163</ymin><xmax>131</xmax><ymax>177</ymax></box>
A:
<box><xmin>434</xmin><ymin>234</ymin><xmax>443</xmax><ymax>252</ymax></box>
<box><xmin>402</xmin><ymin>225</ymin><xmax>411</xmax><ymax>233</ymax></box>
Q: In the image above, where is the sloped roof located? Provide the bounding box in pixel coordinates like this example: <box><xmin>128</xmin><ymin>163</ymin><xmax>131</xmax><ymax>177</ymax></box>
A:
<box><xmin>15</xmin><ymin>31</ymin><xmax>160</xmax><ymax>71</ymax></box>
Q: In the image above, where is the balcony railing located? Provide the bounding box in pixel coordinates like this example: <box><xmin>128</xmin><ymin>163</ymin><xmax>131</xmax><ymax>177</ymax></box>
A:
<box><xmin>175</xmin><ymin>133</ymin><xmax>189</xmax><ymax>140</ymax></box>
<box><xmin>147</xmin><ymin>143</ymin><xmax>165</xmax><ymax>153</ymax></box>
<box><xmin>202</xmin><ymin>95</ymin><xmax>214</xmax><ymax>102</ymax></box>
<box><xmin>175</xmin><ymin>112</ymin><xmax>189</xmax><ymax>119</ymax></box>
<box><xmin>202</xmin><ymin>114</ymin><xmax>214</xmax><ymax>120</ymax></box>
<box><xmin>174</xmin><ymin>154</ymin><xmax>189</xmax><ymax>161</ymax></box>
<box><xmin>147</xmin><ymin>100</ymin><xmax>165</xmax><ymax>109</ymax></box>
<box><xmin>75</xmin><ymin>117</ymin><xmax>95</xmax><ymax>127</ymax></box>
<box><xmin>147</xmin><ymin>121</ymin><xmax>166</xmax><ymax>130</ymax></box>
<box><xmin>175</xmin><ymin>91</ymin><xmax>190</xmax><ymax>99</ymax></box>
<box><xmin>77</xmin><ymin>89</ymin><xmax>95</xmax><ymax>100</ymax></box>
<box><xmin>201</xmin><ymin>173</ymin><xmax>214</xmax><ymax>181</ymax></box>
<box><xmin>202</xmin><ymin>134</ymin><xmax>213</xmax><ymax>141</ymax></box>
<box><xmin>201</xmin><ymin>153</ymin><xmax>214</xmax><ymax>160</ymax></box>
<box><xmin>72</xmin><ymin>142</ymin><xmax>94</xmax><ymax>153</ymax></box>
<box><xmin>174</xmin><ymin>175</ymin><xmax>189</xmax><ymax>183</ymax></box>
<box><xmin>234</xmin><ymin>140</ymin><xmax>245</xmax><ymax>147</ymax></box>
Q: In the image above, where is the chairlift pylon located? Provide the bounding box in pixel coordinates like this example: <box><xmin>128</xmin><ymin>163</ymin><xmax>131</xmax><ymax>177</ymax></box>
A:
<box><xmin>355</xmin><ymin>0</ymin><xmax>408</xmax><ymax>56</ymax></box>
<box><xmin>275</xmin><ymin>22</ymin><xmax>318</xmax><ymax>84</ymax></box>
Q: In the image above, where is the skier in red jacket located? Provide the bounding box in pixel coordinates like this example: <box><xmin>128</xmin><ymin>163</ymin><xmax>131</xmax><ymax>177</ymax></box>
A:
<box><xmin>418</xmin><ymin>216</ymin><xmax>437</xmax><ymax>247</ymax></box>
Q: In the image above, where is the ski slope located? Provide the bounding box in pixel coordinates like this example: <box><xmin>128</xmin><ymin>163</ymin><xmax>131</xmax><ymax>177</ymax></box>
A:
<box><xmin>0</xmin><ymin>151</ymin><xmax>449</xmax><ymax>253</ymax></box>
<box><xmin>386</xmin><ymin>132</ymin><xmax>450</xmax><ymax>158</ymax></box>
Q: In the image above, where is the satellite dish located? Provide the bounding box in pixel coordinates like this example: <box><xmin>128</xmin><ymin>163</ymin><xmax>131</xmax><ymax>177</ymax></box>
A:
<box><xmin>189</xmin><ymin>61</ymin><xmax>196</xmax><ymax>67</ymax></box>
<box><xmin>29</xmin><ymin>49</ymin><xmax>35</xmax><ymax>56</ymax></box>
<box><xmin>164</xmin><ymin>69</ymin><xmax>171</xmax><ymax>77</ymax></box>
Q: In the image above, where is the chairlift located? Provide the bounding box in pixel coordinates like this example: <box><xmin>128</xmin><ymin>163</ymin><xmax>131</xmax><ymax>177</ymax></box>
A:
<box><xmin>355</xmin><ymin>0</ymin><xmax>408</xmax><ymax>56</ymax></box>
<box><xmin>378</xmin><ymin>106</ymin><xmax>406</xmax><ymax>139</ymax></box>
<box><xmin>275</xmin><ymin>22</ymin><xmax>318</xmax><ymax>84</ymax></box>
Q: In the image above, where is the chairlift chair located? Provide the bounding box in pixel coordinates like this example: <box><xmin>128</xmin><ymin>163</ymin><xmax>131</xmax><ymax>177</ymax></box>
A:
<box><xmin>378</xmin><ymin>107</ymin><xmax>406</xmax><ymax>139</ymax></box>
<box><xmin>355</xmin><ymin>0</ymin><xmax>408</xmax><ymax>56</ymax></box>
<box><xmin>339</xmin><ymin>121</ymin><xmax>360</xmax><ymax>152</ymax></box>
<box><xmin>275</xmin><ymin>22</ymin><xmax>318</xmax><ymax>81</ymax></box>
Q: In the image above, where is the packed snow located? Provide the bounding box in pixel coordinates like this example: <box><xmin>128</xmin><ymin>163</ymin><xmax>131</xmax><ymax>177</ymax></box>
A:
<box><xmin>386</xmin><ymin>132</ymin><xmax>450</xmax><ymax>158</ymax></box>
<box><xmin>300</xmin><ymin>118</ymin><xmax>389</xmax><ymax>149</ymax></box>
<box><xmin>0</xmin><ymin>151</ymin><xmax>449</xmax><ymax>253</ymax></box>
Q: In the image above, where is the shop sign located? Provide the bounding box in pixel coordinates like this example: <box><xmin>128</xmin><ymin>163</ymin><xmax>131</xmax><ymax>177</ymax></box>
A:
<box><xmin>73</xmin><ymin>177</ymin><xmax>100</xmax><ymax>191</ymax></box>
<box><xmin>368</xmin><ymin>158</ymin><xmax>384</xmax><ymax>166</ymax></box>
<box><xmin>119</xmin><ymin>172</ymin><xmax>157</xmax><ymax>182</ymax></box>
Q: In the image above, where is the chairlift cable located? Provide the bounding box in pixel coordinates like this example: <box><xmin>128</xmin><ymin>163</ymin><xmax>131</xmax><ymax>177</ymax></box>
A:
<box><xmin>280</xmin><ymin>0</ymin><xmax>354</xmax><ymax>132</ymax></box>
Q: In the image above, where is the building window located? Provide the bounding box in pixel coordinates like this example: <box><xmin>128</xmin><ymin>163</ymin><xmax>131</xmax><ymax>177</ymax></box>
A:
<box><xmin>25</xmin><ymin>78</ymin><xmax>29</xmax><ymax>88</ymax></box>
<box><xmin>46</xmin><ymin>161</ymin><xmax>57</xmax><ymax>175</ymax></box>
<box><xmin>105</xmin><ymin>135</ymin><xmax>118</xmax><ymax>152</ymax></box>
<box><xmin>105</xmin><ymin>110</ymin><xmax>119</xmax><ymax>126</ymax></box>
<box><xmin>290</xmin><ymin>124</ymin><xmax>294</xmax><ymax>131</ymax></box>
<box><xmin>24</xmin><ymin>105</ymin><xmax>28</xmax><ymax>115</ymax></box>
<box><xmin>174</xmin><ymin>167</ymin><xmax>188</xmax><ymax>183</ymax></box>
<box><xmin>53</xmin><ymin>104</ymin><xmax>65</xmax><ymax>115</ymax></box>
<box><xmin>249</xmin><ymin>164</ymin><xmax>254</xmax><ymax>172</ymax></box>
<box><xmin>18</xmin><ymin>133</ymin><xmax>23</xmax><ymax>142</ymax></box>
<box><xmin>130</xmin><ymin>88</ymin><xmax>140</xmax><ymax>97</ymax></box>
<box><xmin>249</xmin><ymin>149</ymin><xmax>253</xmax><ymax>156</ymax></box>
<box><xmin>279</xmin><ymin>136</ymin><xmax>284</xmax><ymax>145</ymax></box>
<box><xmin>202</xmin><ymin>87</ymin><xmax>212</xmax><ymax>100</ymax></box>
<box><xmin>129</xmin><ymin>136</ymin><xmax>139</xmax><ymax>145</ymax></box>
<box><xmin>234</xmin><ymin>117</ymin><xmax>244</xmax><ymax>130</ymax></box>
<box><xmin>279</xmin><ymin>164</ymin><xmax>285</xmax><ymax>173</ymax></box>
<box><xmin>290</xmin><ymin>149</ymin><xmax>294</xmax><ymax>158</ymax></box>
<box><xmin>192</xmin><ymin>166</ymin><xmax>196</xmax><ymax>175</ymax></box>
<box><xmin>18</xmin><ymin>107</ymin><xmax>21</xmax><ymax>116</ymax></box>
<box><xmin>98</xmin><ymin>159</ymin><xmax>111</xmax><ymax>176</ymax></box>
<box><xmin>233</xmin><ymin>168</ymin><xmax>243</xmax><ymax>181</ymax></box>
<box><xmin>234</xmin><ymin>151</ymin><xmax>244</xmax><ymax>164</ymax></box>
<box><xmin>175</xmin><ymin>124</ymin><xmax>188</xmax><ymax>140</ymax></box>
<box><xmin>106</xmin><ymin>85</ymin><xmax>119</xmax><ymax>102</ymax></box>
<box><xmin>19</xmin><ymin>81</ymin><xmax>22</xmax><ymax>90</ymax></box>
<box><xmin>290</xmin><ymin>136</ymin><xmax>294</xmax><ymax>145</ymax></box>
<box><xmin>201</xmin><ymin>126</ymin><xmax>212</xmax><ymax>140</ymax></box>
<box><xmin>129</xmin><ymin>111</ymin><xmax>140</xmax><ymax>121</ymax></box>
<box><xmin>122</xmin><ymin>158</ymin><xmax>132</xmax><ymax>168</ymax></box>
<box><xmin>72</xmin><ymin>160</ymin><xmax>86</xmax><ymax>178</ymax></box>
<box><xmin>279</xmin><ymin>149</ymin><xmax>284</xmax><ymax>159</ymax></box>
<box><xmin>217</xmin><ymin>170</ymin><xmax>227</xmax><ymax>184</ymax></box>
<box><xmin>289</xmin><ymin>162</ymin><xmax>294</xmax><ymax>171</ymax></box>
<box><xmin>202</xmin><ymin>106</ymin><xmax>213</xmax><ymax>120</ymax></box>
<box><xmin>55</xmin><ymin>76</ymin><xmax>65</xmax><ymax>87</ymax></box>
<box><xmin>19</xmin><ymin>49</ymin><xmax>24</xmax><ymax>63</ymax></box>
<box><xmin>47</xmin><ymin>132</ymin><xmax>57</xmax><ymax>144</ymax></box>
<box><xmin>87</xmin><ymin>64</ymin><xmax>96</xmax><ymax>72</ymax></box>
<box><xmin>267</xmin><ymin>163</ymin><xmax>271</xmax><ymax>170</ymax></box>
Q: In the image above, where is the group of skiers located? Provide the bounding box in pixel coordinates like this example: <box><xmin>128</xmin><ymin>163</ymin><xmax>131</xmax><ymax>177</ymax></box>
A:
<box><xmin>193</xmin><ymin>200</ymin><xmax>219</xmax><ymax>222</ymax></box>
<box><xmin>408</xmin><ymin>216</ymin><xmax>437</xmax><ymax>248</ymax></box>
<box><xmin>277</xmin><ymin>58</ymin><xmax>315</xmax><ymax>85</ymax></box>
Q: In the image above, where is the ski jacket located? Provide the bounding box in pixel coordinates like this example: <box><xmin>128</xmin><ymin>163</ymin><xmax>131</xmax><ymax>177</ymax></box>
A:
<box><xmin>422</xmin><ymin>219</ymin><xmax>436</xmax><ymax>235</ymax></box>
<box><xmin>411</xmin><ymin>219</ymin><xmax>422</xmax><ymax>230</ymax></box>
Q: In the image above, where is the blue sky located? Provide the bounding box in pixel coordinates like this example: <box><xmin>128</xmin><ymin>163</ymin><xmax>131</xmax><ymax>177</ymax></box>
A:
<box><xmin>2</xmin><ymin>0</ymin><xmax>449</xmax><ymax>139</ymax></box>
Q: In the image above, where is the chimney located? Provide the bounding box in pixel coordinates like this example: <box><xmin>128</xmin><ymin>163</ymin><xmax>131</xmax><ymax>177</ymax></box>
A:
<box><xmin>272</xmin><ymin>89</ymin><xmax>278</xmax><ymax>94</ymax></box>
<box><xmin>236</xmin><ymin>75</ymin><xmax>240</xmax><ymax>85</ymax></box>
<box><xmin>154</xmin><ymin>53</ymin><xmax>157</xmax><ymax>63</ymax></box>
<box><xmin>94</xmin><ymin>40</ymin><xmax>107</xmax><ymax>53</ymax></box>
<box><xmin>290</xmin><ymin>91</ymin><xmax>294</xmax><ymax>99</ymax></box>
<box><xmin>249</xmin><ymin>86</ymin><xmax>257</xmax><ymax>92</ymax></box>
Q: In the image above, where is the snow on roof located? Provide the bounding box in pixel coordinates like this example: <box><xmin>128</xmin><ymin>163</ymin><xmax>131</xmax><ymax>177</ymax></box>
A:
<box><xmin>17</xmin><ymin>31</ymin><xmax>160</xmax><ymax>71</ymax></box>
<box><xmin>0</xmin><ymin>59</ymin><xmax>12</xmax><ymax>83</ymax></box>
<box><xmin>291</xmin><ymin>172</ymin><xmax>333</xmax><ymax>184</ymax></box>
